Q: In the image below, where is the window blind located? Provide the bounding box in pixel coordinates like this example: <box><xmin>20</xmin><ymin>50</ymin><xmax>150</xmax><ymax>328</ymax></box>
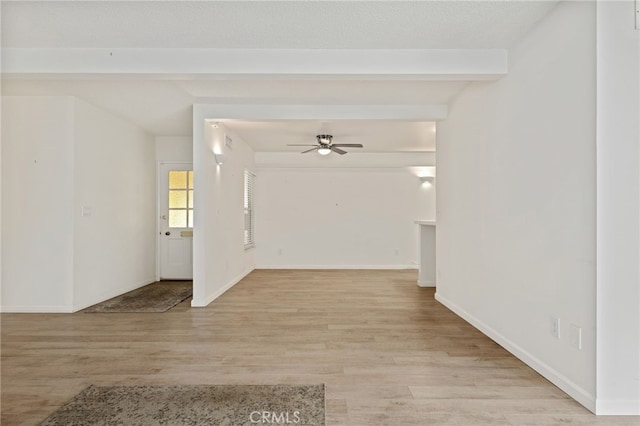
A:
<box><xmin>244</xmin><ymin>170</ymin><xmax>255</xmax><ymax>249</ymax></box>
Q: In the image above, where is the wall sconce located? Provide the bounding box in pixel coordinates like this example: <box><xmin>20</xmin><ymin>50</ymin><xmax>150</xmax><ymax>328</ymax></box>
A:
<box><xmin>419</xmin><ymin>176</ymin><xmax>435</xmax><ymax>184</ymax></box>
<box><xmin>214</xmin><ymin>153</ymin><xmax>226</xmax><ymax>165</ymax></box>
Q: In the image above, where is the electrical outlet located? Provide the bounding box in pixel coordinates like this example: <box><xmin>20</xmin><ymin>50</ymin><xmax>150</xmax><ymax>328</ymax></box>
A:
<box><xmin>551</xmin><ymin>317</ymin><xmax>560</xmax><ymax>339</ymax></box>
<box><xmin>570</xmin><ymin>324</ymin><xmax>582</xmax><ymax>349</ymax></box>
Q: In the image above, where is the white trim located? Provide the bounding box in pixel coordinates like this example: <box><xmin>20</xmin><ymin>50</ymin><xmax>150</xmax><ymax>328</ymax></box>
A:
<box><xmin>0</xmin><ymin>305</ymin><xmax>74</xmax><ymax>313</ymax></box>
<box><xmin>435</xmin><ymin>292</ymin><xmax>597</xmax><ymax>413</ymax></box>
<box><xmin>417</xmin><ymin>279</ymin><xmax>435</xmax><ymax>287</ymax></box>
<box><xmin>255</xmin><ymin>265</ymin><xmax>417</xmax><ymax>270</ymax></box>
<box><xmin>595</xmin><ymin>399</ymin><xmax>640</xmax><ymax>416</ymax></box>
<box><xmin>191</xmin><ymin>267</ymin><xmax>254</xmax><ymax>308</ymax></box>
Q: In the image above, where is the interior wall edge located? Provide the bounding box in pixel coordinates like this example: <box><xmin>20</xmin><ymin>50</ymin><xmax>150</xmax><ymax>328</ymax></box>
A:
<box><xmin>191</xmin><ymin>266</ymin><xmax>255</xmax><ymax>308</ymax></box>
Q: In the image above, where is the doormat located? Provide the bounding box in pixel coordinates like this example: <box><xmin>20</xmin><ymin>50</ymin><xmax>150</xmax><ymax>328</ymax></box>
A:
<box><xmin>40</xmin><ymin>384</ymin><xmax>325</xmax><ymax>425</ymax></box>
<box><xmin>83</xmin><ymin>281</ymin><xmax>192</xmax><ymax>313</ymax></box>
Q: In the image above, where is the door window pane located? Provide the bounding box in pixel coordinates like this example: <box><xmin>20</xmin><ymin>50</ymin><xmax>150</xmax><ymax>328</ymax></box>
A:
<box><xmin>168</xmin><ymin>170</ymin><xmax>194</xmax><ymax>228</ymax></box>
<box><xmin>169</xmin><ymin>190</ymin><xmax>187</xmax><ymax>209</ymax></box>
<box><xmin>169</xmin><ymin>210</ymin><xmax>187</xmax><ymax>228</ymax></box>
<box><xmin>169</xmin><ymin>171</ymin><xmax>188</xmax><ymax>189</ymax></box>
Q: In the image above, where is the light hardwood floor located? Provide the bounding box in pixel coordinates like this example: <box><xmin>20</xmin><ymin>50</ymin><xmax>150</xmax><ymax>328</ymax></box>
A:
<box><xmin>1</xmin><ymin>270</ymin><xmax>638</xmax><ymax>425</ymax></box>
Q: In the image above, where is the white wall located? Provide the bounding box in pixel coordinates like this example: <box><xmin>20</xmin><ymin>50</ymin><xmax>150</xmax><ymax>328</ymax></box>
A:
<box><xmin>192</xmin><ymin>117</ymin><xmax>255</xmax><ymax>306</ymax></box>
<box><xmin>1</xmin><ymin>96</ymin><xmax>75</xmax><ymax>312</ymax></box>
<box><xmin>156</xmin><ymin>136</ymin><xmax>192</xmax><ymax>163</ymax></box>
<box><xmin>1</xmin><ymin>95</ymin><xmax>157</xmax><ymax>312</ymax></box>
<box><xmin>1</xmin><ymin>6</ymin><xmax>3</xmax><ymax>310</ymax></box>
<box><xmin>73</xmin><ymin>98</ymin><xmax>156</xmax><ymax>310</ymax></box>
<box><xmin>436</xmin><ymin>2</ymin><xmax>598</xmax><ymax>411</ymax></box>
<box><xmin>255</xmin><ymin>166</ymin><xmax>435</xmax><ymax>268</ymax></box>
<box><xmin>595</xmin><ymin>0</ymin><xmax>640</xmax><ymax>415</ymax></box>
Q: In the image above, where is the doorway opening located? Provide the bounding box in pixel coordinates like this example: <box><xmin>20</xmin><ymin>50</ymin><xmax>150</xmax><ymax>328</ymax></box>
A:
<box><xmin>158</xmin><ymin>162</ymin><xmax>194</xmax><ymax>280</ymax></box>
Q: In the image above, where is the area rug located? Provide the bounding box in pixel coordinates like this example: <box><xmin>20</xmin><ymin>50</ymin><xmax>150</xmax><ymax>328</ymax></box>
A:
<box><xmin>40</xmin><ymin>384</ymin><xmax>325</xmax><ymax>425</ymax></box>
<box><xmin>84</xmin><ymin>281</ymin><xmax>192</xmax><ymax>313</ymax></box>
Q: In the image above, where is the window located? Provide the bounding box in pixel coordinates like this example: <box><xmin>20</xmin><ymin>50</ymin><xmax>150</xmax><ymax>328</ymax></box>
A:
<box><xmin>168</xmin><ymin>170</ymin><xmax>194</xmax><ymax>228</ymax></box>
<box><xmin>244</xmin><ymin>170</ymin><xmax>255</xmax><ymax>249</ymax></box>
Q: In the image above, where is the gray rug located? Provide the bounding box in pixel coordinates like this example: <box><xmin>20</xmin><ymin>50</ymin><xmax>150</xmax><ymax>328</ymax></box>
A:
<box><xmin>84</xmin><ymin>281</ymin><xmax>192</xmax><ymax>313</ymax></box>
<box><xmin>40</xmin><ymin>384</ymin><xmax>325</xmax><ymax>425</ymax></box>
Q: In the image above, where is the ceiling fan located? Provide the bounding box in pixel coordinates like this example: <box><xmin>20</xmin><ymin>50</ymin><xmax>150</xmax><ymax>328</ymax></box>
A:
<box><xmin>288</xmin><ymin>134</ymin><xmax>363</xmax><ymax>155</ymax></box>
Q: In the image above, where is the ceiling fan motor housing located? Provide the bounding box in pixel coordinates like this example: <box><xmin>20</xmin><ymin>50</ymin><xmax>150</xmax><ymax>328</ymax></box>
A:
<box><xmin>287</xmin><ymin>134</ymin><xmax>361</xmax><ymax>155</ymax></box>
<box><xmin>317</xmin><ymin>134</ymin><xmax>333</xmax><ymax>145</ymax></box>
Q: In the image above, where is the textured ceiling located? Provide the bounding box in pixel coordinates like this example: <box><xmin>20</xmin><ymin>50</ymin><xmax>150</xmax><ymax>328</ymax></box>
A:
<box><xmin>1</xmin><ymin>1</ymin><xmax>559</xmax><ymax>152</ymax></box>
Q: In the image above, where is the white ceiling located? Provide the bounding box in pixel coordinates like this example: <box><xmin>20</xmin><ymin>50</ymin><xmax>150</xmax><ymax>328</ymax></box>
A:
<box><xmin>222</xmin><ymin>119</ymin><xmax>438</xmax><ymax>153</ymax></box>
<box><xmin>1</xmin><ymin>1</ymin><xmax>558</xmax><ymax>153</ymax></box>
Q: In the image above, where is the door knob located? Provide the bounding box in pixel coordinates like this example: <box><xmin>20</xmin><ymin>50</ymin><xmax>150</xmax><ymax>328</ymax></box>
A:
<box><xmin>165</xmin><ymin>231</ymin><xmax>171</xmax><ymax>236</ymax></box>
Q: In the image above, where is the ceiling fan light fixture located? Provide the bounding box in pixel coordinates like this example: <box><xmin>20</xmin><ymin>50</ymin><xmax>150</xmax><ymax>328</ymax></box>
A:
<box><xmin>317</xmin><ymin>147</ymin><xmax>331</xmax><ymax>155</ymax></box>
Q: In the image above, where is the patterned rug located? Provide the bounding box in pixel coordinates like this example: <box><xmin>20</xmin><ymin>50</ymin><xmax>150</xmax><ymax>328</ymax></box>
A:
<box><xmin>83</xmin><ymin>281</ymin><xmax>192</xmax><ymax>313</ymax></box>
<box><xmin>40</xmin><ymin>384</ymin><xmax>325</xmax><ymax>425</ymax></box>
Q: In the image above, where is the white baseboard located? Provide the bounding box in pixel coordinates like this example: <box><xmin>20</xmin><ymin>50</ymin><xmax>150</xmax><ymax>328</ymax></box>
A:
<box><xmin>595</xmin><ymin>399</ymin><xmax>640</xmax><ymax>415</ymax></box>
<box><xmin>72</xmin><ymin>276</ymin><xmax>157</xmax><ymax>312</ymax></box>
<box><xmin>0</xmin><ymin>304</ymin><xmax>74</xmax><ymax>313</ymax></box>
<box><xmin>0</xmin><ymin>277</ymin><xmax>158</xmax><ymax>313</ymax></box>
<box><xmin>417</xmin><ymin>279</ymin><xmax>435</xmax><ymax>287</ymax></box>
<box><xmin>435</xmin><ymin>291</ymin><xmax>597</xmax><ymax>414</ymax></box>
<box><xmin>255</xmin><ymin>265</ymin><xmax>417</xmax><ymax>270</ymax></box>
<box><xmin>191</xmin><ymin>267</ymin><xmax>254</xmax><ymax>308</ymax></box>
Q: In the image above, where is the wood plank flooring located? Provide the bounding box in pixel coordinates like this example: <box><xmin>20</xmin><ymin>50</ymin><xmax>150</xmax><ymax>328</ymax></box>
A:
<box><xmin>1</xmin><ymin>270</ymin><xmax>637</xmax><ymax>425</ymax></box>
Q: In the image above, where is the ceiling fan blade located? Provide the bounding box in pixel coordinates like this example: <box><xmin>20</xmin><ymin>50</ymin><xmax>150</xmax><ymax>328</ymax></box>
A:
<box><xmin>287</xmin><ymin>144</ymin><xmax>318</xmax><ymax>147</ymax></box>
<box><xmin>331</xmin><ymin>146</ymin><xmax>348</xmax><ymax>155</ymax></box>
<box><xmin>332</xmin><ymin>144</ymin><xmax>363</xmax><ymax>148</ymax></box>
<box><xmin>301</xmin><ymin>147</ymin><xmax>319</xmax><ymax>154</ymax></box>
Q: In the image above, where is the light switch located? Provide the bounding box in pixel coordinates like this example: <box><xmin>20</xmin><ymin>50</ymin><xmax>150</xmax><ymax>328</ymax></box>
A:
<box><xmin>81</xmin><ymin>206</ymin><xmax>92</xmax><ymax>217</ymax></box>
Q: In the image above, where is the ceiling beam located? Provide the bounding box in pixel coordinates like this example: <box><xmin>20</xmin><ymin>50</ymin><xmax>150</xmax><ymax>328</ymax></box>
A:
<box><xmin>2</xmin><ymin>48</ymin><xmax>507</xmax><ymax>80</ymax></box>
<box><xmin>196</xmin><ymin>104</ymin><xmax>447</xmax><ymax>121</ymax></box>
<box><xmin>254</xmin><ymin>152</ymin><xmax>437</xmax><ymax>168</ymax></box>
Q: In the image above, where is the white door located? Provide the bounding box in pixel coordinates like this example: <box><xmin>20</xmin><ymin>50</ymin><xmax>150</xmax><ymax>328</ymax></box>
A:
<box><xmin>159</xmin><ymin>163</ymin><xmax>193</xmax><ymax>279</ymax></box>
